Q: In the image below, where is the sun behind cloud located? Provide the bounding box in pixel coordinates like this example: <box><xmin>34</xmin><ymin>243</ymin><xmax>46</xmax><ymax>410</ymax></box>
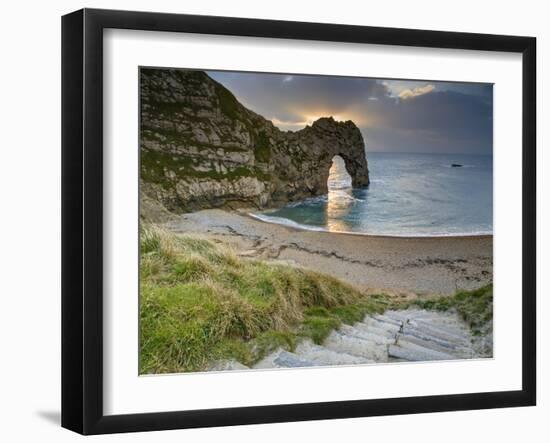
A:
<box><xmin>271</xmin><ymin>111</ymin><xmax>370</xmax><ymax>132</ymax></box>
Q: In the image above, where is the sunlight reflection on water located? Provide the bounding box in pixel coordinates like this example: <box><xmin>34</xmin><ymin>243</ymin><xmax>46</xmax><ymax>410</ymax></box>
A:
<box><xmin>326</xmin><ymin>156</ymin><xmax>353</xmax><ymax>232</ymax></box>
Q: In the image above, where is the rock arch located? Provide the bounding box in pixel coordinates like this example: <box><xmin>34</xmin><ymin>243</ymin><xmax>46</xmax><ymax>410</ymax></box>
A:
<box><xmin>336</xmin><ymin>150</ymin><xmax>370</xmax><ymax>188</ymax></box>
<box><xmin>269</xmin><ymin>117</ymin><xmax>370</xmax><ymax>200</ymax></box>
<box><xmin>140</xmin><ymin>69</ymin><xmax>370</xmax><ymax>214</ymax></box>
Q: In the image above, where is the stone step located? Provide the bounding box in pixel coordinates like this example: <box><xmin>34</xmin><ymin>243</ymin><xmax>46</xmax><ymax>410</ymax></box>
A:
<box><xmin>210</xmin><ymin>308</ymin><xmax>487</xmax><ymax>372</ymax></box>
<box><xmin>339</xmin><ymin>324</ymin><xmax>394</xmax><ymax>345</ymax></box>
<box><xmin>388</xmin><ymin>339</ymin><xmax>459</xmax><ymax>361</ymax></box>
<box><xmin>253</xmin><ymin>349</ymin><xmax>315</xmax><ymax>369</ymax></box>
<box><xmin>395</xmin><ymin>333</ymin><xmax>472</xmax><ymax>358</ymax></box>
<box><xmin>324</xmin><ymin>331</ymin><xmax>389</xmax><ymax>362</ymax></box>
<box><xmin>371</xmin><ymin>314</ymin><xmax>404</xmax><ymax>328</ymax></box>
<box><xmin>364</xmin><ymin>318</ymin><xmax>403</xmax><ymax>337</ymax></box>
<box><xmin>385</xmin><ymin>309</ymin><xmax>464</xmax><ymax>328</ymax></box>
<box><xmin>399</xmin><ymin>327</ymin><xmax>464</xmax><ymax>351</ymax></box>
<box><xmin>294</xmin><ymin>340</ymin><xmax>373</xmax><ymax>366</ymax></box>
<box><xmin>414</xmin><ymin>324</ymin><xmax>472</xmax><ymax>347</ymax></box>
<box><xmin>385</xmin><ymin>310</ymin><xmax>471</xmax><ymax>342</ymax></box>
<box><xmin>385</xmin><ymin>309</ymin><xmax>456</xmax><ymax>323</ymax></box>
<box><xmin>405</xmin><ymin>319</ymin><xmax>471</xmax><ymax>345</ymax></box>
<box><xmin>354</xmin><ymin>321</ymin><xmax>398</xmax><ymax>339</ymax></box>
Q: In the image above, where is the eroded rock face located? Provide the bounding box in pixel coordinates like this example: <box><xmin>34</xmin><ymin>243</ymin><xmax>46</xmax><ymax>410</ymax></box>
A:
<box><xmin>140</xmin><ymin>68</ymin><xmax>369</xmax><ymax>214</ymax></box>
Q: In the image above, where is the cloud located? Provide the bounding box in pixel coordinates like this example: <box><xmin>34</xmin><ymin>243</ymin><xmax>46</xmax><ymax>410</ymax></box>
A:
<box><xmin>398</xmin><ymin>84</ymin><xmax>435</xmax><ymax>100</ymax></box>
<box><xmin>207</xmin><ymin>70</ymin><xmax>493</xmax><ymax>155</ymax></box>
<box><xmin>363</xmin><ymin>90</ymin><xmax>493</xmax><ymax>153</ymax></box>
<box><xmin>381</xmin><ymin>80</ymin><xmax>436</xmax><ymax>99</ymax></box>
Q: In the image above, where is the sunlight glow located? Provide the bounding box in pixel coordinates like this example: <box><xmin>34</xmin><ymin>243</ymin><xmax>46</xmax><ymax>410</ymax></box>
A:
<box><xmin>326</xmin><ymin>156</ymin><xmax>354</xmax><ymax>232</ymax></box>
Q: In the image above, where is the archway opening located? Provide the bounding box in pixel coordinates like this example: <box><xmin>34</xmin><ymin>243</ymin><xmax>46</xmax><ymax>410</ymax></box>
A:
<box><xmin>327</xmin><ymin>155</ymin><xmax>353</xmax><ymax>191</ymax></box>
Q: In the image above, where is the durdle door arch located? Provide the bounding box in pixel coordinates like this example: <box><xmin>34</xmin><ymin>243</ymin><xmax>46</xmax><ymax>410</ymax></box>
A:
<box><xmin>139</xmin><ymin>68</ymin><xmax>369</xmax><ymax>212</ymax></box>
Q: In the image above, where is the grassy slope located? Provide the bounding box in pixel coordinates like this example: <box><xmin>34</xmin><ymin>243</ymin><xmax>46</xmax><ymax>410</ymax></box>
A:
<box><xmin>140</xmin><ymin>224</ymin><xmax>493</xmax><ymax>374</ymax></box>
<box><xmin>139</xmin><ymin>224</ymin><xmax>394</xmax><ymax>374</ymax></box>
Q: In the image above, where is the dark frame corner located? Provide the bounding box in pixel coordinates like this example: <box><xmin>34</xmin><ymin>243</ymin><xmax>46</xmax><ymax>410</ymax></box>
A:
<box><xmin>62</xmin><ymin>8</ymin><xmax>536</xmax><ymax>435</ymax></box>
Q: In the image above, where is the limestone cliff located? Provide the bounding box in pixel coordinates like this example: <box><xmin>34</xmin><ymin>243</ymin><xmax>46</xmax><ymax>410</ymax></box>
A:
<box><xmin>140</xmin><ymin>68</ymin><xmax>369</xmax><ymax>214</ymax></box>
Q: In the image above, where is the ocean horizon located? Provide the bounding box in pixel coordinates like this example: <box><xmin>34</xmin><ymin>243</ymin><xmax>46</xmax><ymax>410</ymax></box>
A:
<box><xmin>254</xmin><ymin>151</ymin><xmax>493</xmax><ymax>237</ymax></box>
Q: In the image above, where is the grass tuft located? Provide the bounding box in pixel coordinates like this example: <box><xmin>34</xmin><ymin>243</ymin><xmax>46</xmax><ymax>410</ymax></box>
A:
<box><xmin>139</xmin><ymin>224</ymin><xmax>390</xmax><ymax>373</ymax></box>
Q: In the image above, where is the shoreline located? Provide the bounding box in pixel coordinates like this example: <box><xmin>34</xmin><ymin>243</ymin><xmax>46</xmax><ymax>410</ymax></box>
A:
<box><xmin>163</xmin><ymin>208</ymin><xmax>493</xmax><ymax>296</ymax></box>
<box><xmin>245</xmin><ymin>211</ymin><xmax>493</xmax><ymax>240</ymax></box>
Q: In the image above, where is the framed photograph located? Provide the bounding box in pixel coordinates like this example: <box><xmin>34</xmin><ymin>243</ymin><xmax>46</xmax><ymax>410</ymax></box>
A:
<box><xmin>61</xmin><ymin>8</ymin><xmax>536</xmax><ymax>435</ymax></box>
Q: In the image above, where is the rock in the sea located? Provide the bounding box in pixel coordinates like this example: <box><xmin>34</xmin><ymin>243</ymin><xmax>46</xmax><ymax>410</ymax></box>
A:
<box><xmin>140</xmin><ymin>69</ymin><xmax>369</xmax><ymax>215</ymax></box>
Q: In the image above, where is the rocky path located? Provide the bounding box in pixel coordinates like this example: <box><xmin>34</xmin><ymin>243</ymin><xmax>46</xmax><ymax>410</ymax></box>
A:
<box><xmin>214</xmin><ymin>308</ymin><xmax>492</xmax><ymax>371</ymax></box>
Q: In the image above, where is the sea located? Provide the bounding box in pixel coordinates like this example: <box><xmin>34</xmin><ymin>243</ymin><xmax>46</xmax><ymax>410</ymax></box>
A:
<box><xmin>252</xmin><ymin>152</ymin><xmax>493</xmax><ymax>237</ymax></box>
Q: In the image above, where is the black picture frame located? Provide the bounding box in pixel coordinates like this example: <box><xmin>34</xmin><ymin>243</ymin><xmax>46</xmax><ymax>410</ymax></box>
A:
<box><xmin>61</xmin><ymin>8</ymin><xmax>537</xmax><ymax>435</ymax></box>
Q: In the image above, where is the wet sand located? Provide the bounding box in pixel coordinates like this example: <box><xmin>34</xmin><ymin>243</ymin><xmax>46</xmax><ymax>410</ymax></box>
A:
<box><xmin>164</xmin><ymin>209</ymin><xmax>493</xmax><ymax>296</ymax></box>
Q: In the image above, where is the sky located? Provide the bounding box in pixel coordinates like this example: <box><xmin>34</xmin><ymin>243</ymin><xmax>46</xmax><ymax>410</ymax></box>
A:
<box><xmin>207</xmin><ymin>70</ymin><xmax>493</xmax><ymax>155</ymax></box>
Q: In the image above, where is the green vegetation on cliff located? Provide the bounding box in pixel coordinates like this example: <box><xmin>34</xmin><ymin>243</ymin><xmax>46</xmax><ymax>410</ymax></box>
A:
<box><xmin>140</xmin><ymin>149</ymin><xmax>270</xmax><ymax>191</ymax></box>
<box><xmin>212</xmin><ymin>79</ymin><xmax>240</xmax><ymax>120</ymax></box>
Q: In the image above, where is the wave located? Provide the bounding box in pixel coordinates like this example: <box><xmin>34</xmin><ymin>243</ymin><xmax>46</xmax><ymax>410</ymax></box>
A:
<box><xmin>249</xmin><ymin>213</ymin><xmax>328</xmax><ymax>232</ymax></box>
<box><xmin>249</xmin><ymin>213</ymin><xmax>492</xmax><ymax>238</ymax></box>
